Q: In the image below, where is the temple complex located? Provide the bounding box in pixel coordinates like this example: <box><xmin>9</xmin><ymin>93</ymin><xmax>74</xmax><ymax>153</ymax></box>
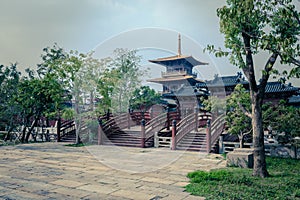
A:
<box><xmin>147</xmin><ymin>34</ymin><xmax>300</xmax><ymax>111</ymax></box>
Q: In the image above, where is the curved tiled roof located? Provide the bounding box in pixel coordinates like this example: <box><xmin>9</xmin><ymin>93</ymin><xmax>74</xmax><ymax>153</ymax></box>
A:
<box><xmin>149</xmin><ymin>55</ymin><xmax>208</xmax><ymax>67</ymax></box>
<box><xmin>196</xmin><ymin>73</ymin><xmax>299</xmax><ymax>95</ymax></box>
<box><xmin>196</xmin><ymin>72</ymin><xmax>249</xmax><ymax>88</ymax></box>
<box><xmin>265</xmin><ymin>82</ymin><xmax>299</xmax><ymax>93</ymax></box>
<box><xmin>288</xmin><ymin>95</ymin><xmax>300</xmax><ymax>104</ymax></box>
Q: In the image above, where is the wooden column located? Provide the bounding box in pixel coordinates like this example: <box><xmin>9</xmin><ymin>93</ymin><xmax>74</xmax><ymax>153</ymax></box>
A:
<box><xmin>171</xmin><ymin>120</ymin><xmax>176</xmax><ymax>150</ymax></box>
<box><xmin>141</xmin><ymin>119</ymin><xmax>146</xmax><ymax>148</ymax></box>
<box><xmin>206</xmin><ymin>120</ymin><xmax>211</xmax><ymax>153</ymax></box>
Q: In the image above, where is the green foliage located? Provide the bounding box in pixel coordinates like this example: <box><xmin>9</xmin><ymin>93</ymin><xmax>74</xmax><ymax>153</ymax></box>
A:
<box><xmin>187</xmin><ymin>170</ymin><xmax>232</xmax><ymax>182</ymax></box>
<box><xmin>263</xmin><ymin>101</ymin><xmax>300</xmax><ymax>140</ymax></box>
<box><xmin>186</xmin><ymin>157</ymin><xmax>300</xmax><ymax>200</ymax></box>
<box><xmin>201</xmin><ymin>96</ymin><xmax>226</xmax><ymax>114</ymax></box>
<box><xmin>215</xmin><ymin>0</ymin><xmax>300</xmax><ymax>76</ymax></box>
<box><xmin>0</xmin><ymin>63</ymin><xmax>21</xmax><ymax>131</ymax></box>
<box><xmin>98</xmin><ymin>48</ymin><xmax>146</xmax><ymax>114</ymax></box>
<box><xmin>129</xmin><ymin>86</ymin><xmax>161</xmax><ymax>111</ymax></box>
<box><xmin>226</xmin><ymin>84</ymin><xmax>252</xmax><ymax>137</ymax></box>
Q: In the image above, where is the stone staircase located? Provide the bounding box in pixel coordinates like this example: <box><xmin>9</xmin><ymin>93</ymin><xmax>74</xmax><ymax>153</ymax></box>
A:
<box><xmin>102</xmin><ymin>127</ymin><xmax>154</xmax><ymax>148</ymax></box>
<box><xmin>176</xmin><ymin>130</ymin><xmax>207</xmax><ymax>152</ymax></box>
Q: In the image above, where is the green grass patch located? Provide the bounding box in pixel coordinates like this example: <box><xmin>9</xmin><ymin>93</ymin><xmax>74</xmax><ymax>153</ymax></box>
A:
<box><xmin>64</xmin><ymin>143</ymin><xmax>86</xmax><ymax>147</ymax></box>
<box><xmin>185</xmin><ymin>156</ymin><xmax>300</xmax><ymax>200</ymax></box>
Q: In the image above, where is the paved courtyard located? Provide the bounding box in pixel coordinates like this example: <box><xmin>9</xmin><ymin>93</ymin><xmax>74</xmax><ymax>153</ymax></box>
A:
<box><xmin>0</xmin><ymin>143</ymin><xmax>226</xmax><ymax>200</ymax></box>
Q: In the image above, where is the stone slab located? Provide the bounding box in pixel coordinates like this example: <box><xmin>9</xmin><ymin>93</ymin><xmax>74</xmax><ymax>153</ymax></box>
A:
<box><xmin>226</xmin><ymin>150</ymin><xmax>253</xmax><ymax>168</ymax></box>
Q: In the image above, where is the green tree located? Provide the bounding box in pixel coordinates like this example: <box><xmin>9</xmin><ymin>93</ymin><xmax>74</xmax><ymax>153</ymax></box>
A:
<box><xmin>209</xmin><ymin>0</ymin><xmax>300</xmax><ymax>177</ymax></box>
<box><xmin>0</xmin><ymin>63</ymin><xmax>21</xmax><ymax>140</ymax></box>
<box><xmin>37</xmin><ymin>44</ymin><xmax>84</xmax><ymax>144</ymax></box>
<box><xmin>129</xmin><ymin>86</ymin><xmax>161</xmax><ymax>112</ymax></box>
<box><xmin>201</xmin><ymin>96</ymin><xmax>226</xmax><ymax>115</ymax></box>
<box><xmin>226</xmin><ymin>84</ymin><xmax>252</xmax><ymax>148</ymax></box>
<box><xmin>263</xmin><ymin>101</ymin><xmax>300</xmax><ymax>141</ymax></box>
<box><xmin>98</xmin><ymin>48</ymin><xmax>145</xmax><ymax>114</ymax></box>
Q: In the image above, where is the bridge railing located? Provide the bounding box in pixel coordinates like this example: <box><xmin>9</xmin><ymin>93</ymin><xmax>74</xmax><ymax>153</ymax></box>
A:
<box><xmin>210</xmin><ymin>113</ymin><xmax>226</xmax><ymax>146</ymax></box>
<box><xmin>174</xmin><ymin>112</ymin><xmax>212</xmax><ymax>148</ymax></box>
<box><xmin>145</xmin><ymin>112</ymin><xmax>168</xmax><ymax>141</ymax></box>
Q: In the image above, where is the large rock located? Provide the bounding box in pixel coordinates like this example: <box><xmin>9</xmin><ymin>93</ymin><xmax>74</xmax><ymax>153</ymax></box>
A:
<box><xmin>226</xmin><ymin>148</ymin><xmax>254</xmax><ymax>168</ymax></box>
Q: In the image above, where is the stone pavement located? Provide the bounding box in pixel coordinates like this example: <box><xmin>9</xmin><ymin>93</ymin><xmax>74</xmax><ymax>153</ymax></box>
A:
<box><xmin>0</xmin><ymin>143</ymin><xmax>226</xmax><ymax>200</ymax></box>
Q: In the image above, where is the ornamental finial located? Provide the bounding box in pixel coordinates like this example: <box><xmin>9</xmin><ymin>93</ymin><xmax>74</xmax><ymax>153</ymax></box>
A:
<box><xmin>178</xmin><ymin>34</ymin><xmax>181</xmax><ymax>56</ymax></box>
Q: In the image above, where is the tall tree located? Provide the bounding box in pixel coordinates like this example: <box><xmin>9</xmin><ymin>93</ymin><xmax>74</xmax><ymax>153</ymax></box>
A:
<box><xmin>38</xmin><ymin>44</ymin><xmax>84</xmax><ymax>144</ymax></box>
<box><xmin>0</xmin><ymin>64</ymin><xmax>21</xmax><ymax>139</ymax></box>
<box><xmin>208</xmin><ymin>0</ymin><xmax>300</xmax><ymax>177</ymax></box>
<box><xmin>98</xmin><ymin>48</ymin><xmax>145</xmax><ymax>114</ymax></box>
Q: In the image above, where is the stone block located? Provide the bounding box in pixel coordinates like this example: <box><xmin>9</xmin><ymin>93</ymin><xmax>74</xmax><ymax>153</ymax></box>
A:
<box><xmin>226</xmin><ymin>148</ymin><xmax>253</xmax><ymax>168</ymax></box>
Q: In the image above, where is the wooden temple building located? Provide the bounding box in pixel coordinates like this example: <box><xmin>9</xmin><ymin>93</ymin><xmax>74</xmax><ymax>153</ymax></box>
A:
<box><xmin>147</xmin><ymin>34</ymin><xmax>209</xmax><ymax>115</ymax></box>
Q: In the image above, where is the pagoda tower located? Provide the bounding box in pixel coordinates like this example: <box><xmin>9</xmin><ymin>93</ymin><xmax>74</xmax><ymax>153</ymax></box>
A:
<box><xmin>147</xmin><ymin>34</ymin><xmax>209</xmax><ymax>114</ymax></box>
<box><xmin>148</xmin><ymin>34</ymin><xmax>208</xmax><ymax>93</ymax></box>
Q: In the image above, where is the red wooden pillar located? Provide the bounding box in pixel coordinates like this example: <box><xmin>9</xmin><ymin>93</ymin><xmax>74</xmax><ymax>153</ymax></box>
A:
<box><xmin>171</xmin><ymin>120</ymin><xmax>177</xmax><ymax>150</ymax></box>
<box><xmin>141</xmin><ymin>119</ymin><xmax>146</xmax><ymax>148</ymax></box>
<box><xmin>206</xmin><ymin>119</ymin><xmax>211</xmax><ymax>153</ymax></box>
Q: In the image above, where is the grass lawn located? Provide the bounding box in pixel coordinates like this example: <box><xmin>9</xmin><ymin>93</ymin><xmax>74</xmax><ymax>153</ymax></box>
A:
<box><xmin>185</xmin><ymin>156</ymin><xmax>300</xmax><ymax>200</ymax></box>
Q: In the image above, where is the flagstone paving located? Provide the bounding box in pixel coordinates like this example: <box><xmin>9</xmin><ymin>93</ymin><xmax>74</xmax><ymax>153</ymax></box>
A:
<box><xmin>0</xmin><ymin>143</ymin><xmax>226</xmax><ymax>200</ymax></box>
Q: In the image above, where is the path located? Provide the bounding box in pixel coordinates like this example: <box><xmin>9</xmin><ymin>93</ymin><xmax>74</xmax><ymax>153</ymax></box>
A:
<box><xmin>0</xmin><ymin>143</ymin><xmax>226</xmax><ymax>200</ymax></box>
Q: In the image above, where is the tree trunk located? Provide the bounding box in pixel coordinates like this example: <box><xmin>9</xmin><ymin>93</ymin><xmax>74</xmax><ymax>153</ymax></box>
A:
<box><xmin>74</xmin><ymin>95</ymin><xmax>81</xmax><ymax>145</ymax></box>
<box><xmin>238</xmin><ymin>133</ymin><xmax>244</xmax><ymax>148</ymax></box>
<box><xmin>251</xmin><ymin>92</ymin><xmax>269</xmax><ymax>177</ymax></box>
<box><xmin>25</xmin><ymin>118</ymin><xmax>38</xmax><ymax>143</ymax></box>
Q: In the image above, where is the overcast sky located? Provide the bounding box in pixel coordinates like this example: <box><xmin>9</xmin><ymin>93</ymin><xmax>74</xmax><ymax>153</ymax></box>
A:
<box><xmin>0</xmin><ymin>0</ymin><xmax>299</xmax><ymax>87</ymax></box>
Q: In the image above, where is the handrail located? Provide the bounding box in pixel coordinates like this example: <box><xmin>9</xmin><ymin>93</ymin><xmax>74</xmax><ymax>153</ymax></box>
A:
<box><xmin>175</xmin><ymin>113</ymin><xmax>196</xmax><ymax>143</ymax></box>
<box><xmin>130</xmin><ymin>111</ymin><xmax>151</xmax><ymax>124</ymax></box>
<box><xmin>60</xmin><ymin>120</ymin><xmax>75</xmax><ymax>138</ymax></box>
<box><xmin>101</xmin><ymin>113</ymin><xmax>128</xmax><ymax>136</ymax></box>
<box><xmin>175</xmin><ymin>112</ymin><xmax>211</xmax><ymax>144</ymax></box>
<box><xmin>210</xmin><ymin>113</ymin><xmax>226</xmax><ymax>146</ymax></box>
<box><xmin>145</xmin><ymin>112</ymin><xmax>168</xmax><ymax>140</ymax></box>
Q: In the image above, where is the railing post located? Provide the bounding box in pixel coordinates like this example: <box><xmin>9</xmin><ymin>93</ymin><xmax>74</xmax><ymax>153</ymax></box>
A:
<box><xmin>206</xmin><ymin>119</ymin><xmax>211</xmax><ymax>153</ymax></box>
<box><xmin>141</xmin><ymin>119</ymin><xmax>146</xmax><ymax>148</ymax></box>
<box><xmin>166</xmin><ymin>106</ymin><xmax>170</xmax><ymax>130</ymax></box>
<box><xmin>154</xmin><ymin>132</ymin><xmax>159</xmax><ymax>148</ymax></box>
<box><xmin>219</xmin><ymin>135</ymin><xmax>224</xmax><ymax>154</ymax></box>
<box><xmin>127</xmin><ymin>109</ymin><xmax>131</xmax><ymax>129</ymax></box>
<box><xmin>171</xmin><ymin>120</ymin><xmax>176</xmax><ymax>150</ymax></box>
<box><xmin>57</xmin><ymin>116</ymin><xmax>61</xmax><ymax>142</ymax></box>
<box><xmin>194</xmin><ymin>107</ymin><xmax>199</xmax><ymax>132</ymax></box>
<box><xmin>150</xmin><ymin>107</ymin><xmax>153</xmax><ymax>119</ymax></box>
<box><xmin>98</xmin><ymin>119</ymin><xmax>103</xmax><ymax>145</ymax></box>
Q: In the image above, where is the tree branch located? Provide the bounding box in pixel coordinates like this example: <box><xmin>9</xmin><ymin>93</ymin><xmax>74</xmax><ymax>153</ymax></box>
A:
<box><xmin>242</xmin><ymin>33</ymin><xmax>258</xmax><ymax>92</ymax></box>
<box><xmin>238</xmin><ymin>102</ymin><xmax>252</xmax><ymax>118</ymax></box>
<box><xmin>242</xmin><ymin>128</ymin><xmax>253</xmax><ymax>136</ymax></box>
<box><xmin>259</xmin><ymin>53</ymin><xmax>278</xmax><ymax>97</ymax></box>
